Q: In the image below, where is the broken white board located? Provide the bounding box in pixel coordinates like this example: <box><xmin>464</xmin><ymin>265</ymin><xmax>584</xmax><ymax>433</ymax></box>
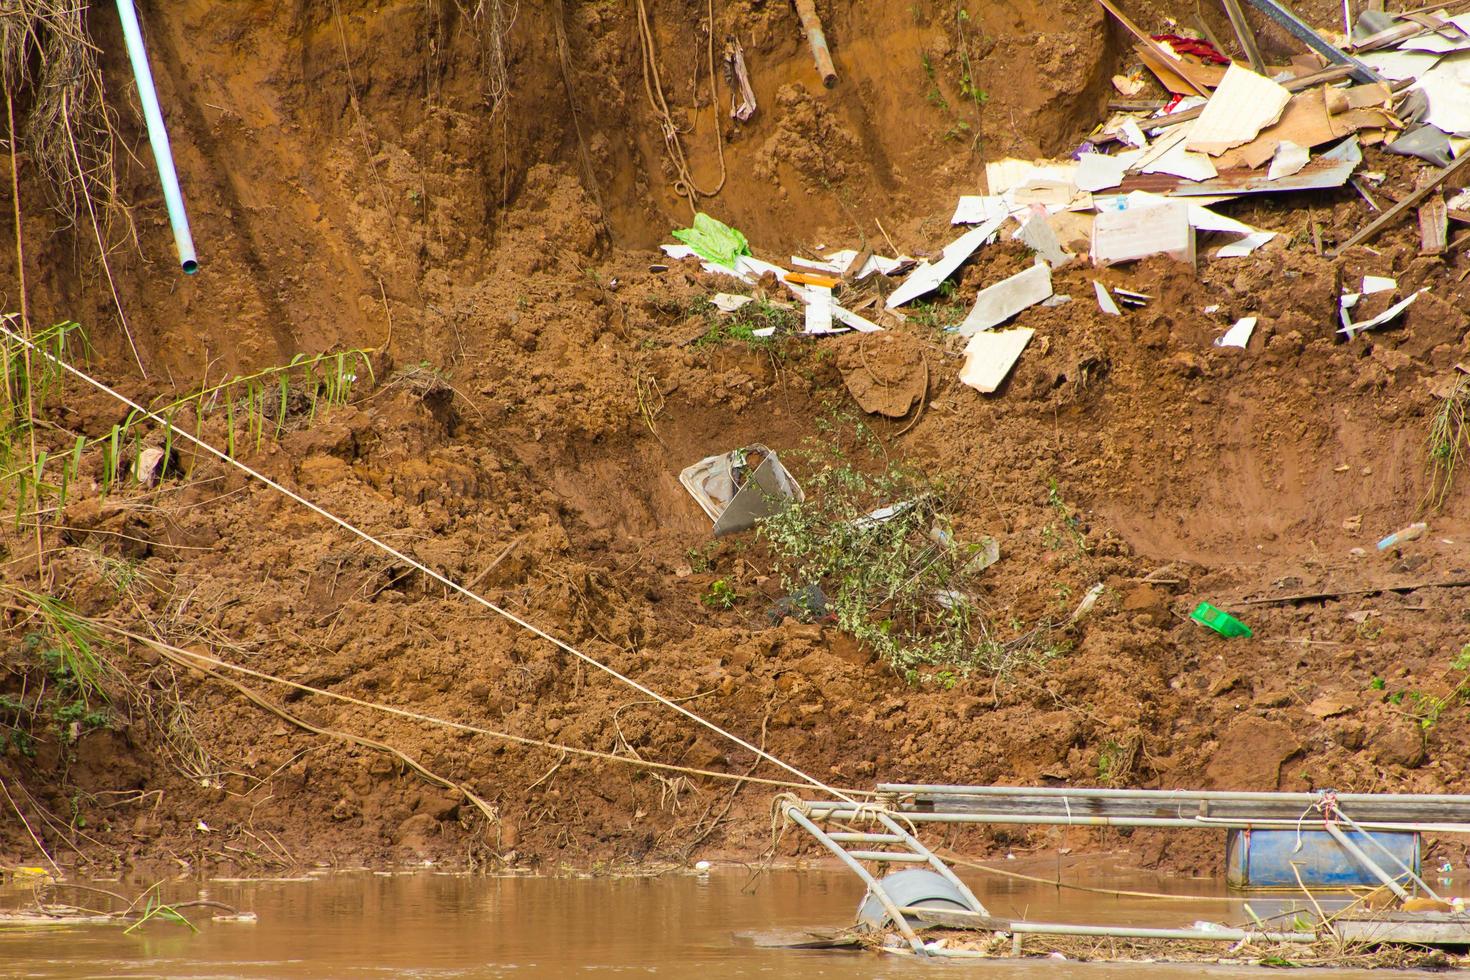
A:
<box><xmin>958</xmin><ymin>263</ymin><xmax>1052</xmax><ymax>337</ymax></box>
<box><xmin>1363</xmin><ymin>275</ymin><xmax>1396</xmax><ymax>294</ymax></box>
<box><xmin>1267</xmin><ymin>141</ymin><xmax>1310</xmax><ymax>180</ymax></box>
<box><xmin>1142</xmin><ymin>138</ymin><xmax>1219</xmax><ymax>181</ymax></box>
<box><xmin>1120</xmin><ymin>118</ymin><xmax>1149</xmax><ymax>149</ymax></box>
<box><xmin>791</xmin><ymin>254</ymin><xmax>847</xmax><ymax>274</ymax></box>
<box><xmin>987</xmin><ymin>159</ymin><xmax>1081</xmax><ymax>205</ymax></box>
<box><xmin>1413</xmin><ymin>53</ymin><xmax>1470</xmax><ymax>136</ymax></box>
<box><xmin>959</xmin><ymin>328</ymin><xmax>1034</xmax><ymax>394</ymax></box>
<box><xmin>805</xmin><ymin>284</ymin><xmax>834</xmax><ymax>334</ymax></box>
<box><xmin>1075</xmin><ymin>152</ymin><xmax>1130</xmax><ymax>192</ymax></box>
<box><xmin>1360</xmin><ymin>48</ymin><xmax>1445</xmax><ymax>82</ymax></box>
<box><xmin>833</xmin><ymin>306</ymin><xmax>883</xmax><ymax>333</ymax></box>
<box><xmin>711</xmin><ymin>293</ymin><xmax>755</xmax><ymax>313</ymax></box>
<box><xmin>1015</xmin><ymin>211</ymin><xmax>1071</xmax><ymax>267</ymax></box>
<box><xmin>1214</xmin><ymin>316</ymin><xmax>1257</xmax><ymax>348</ymax></box>
<box><xmin>1339</xmin><ymin>288</ymin><xmax>1425</xmax><ymax>339</ymax></box>
<box><xmin>1120</xmin><ymin>190</ymin><xmax>1276</xmax><ymax>258</ymax></box>
<box><xmin>1093</xmin><ymin>280</ymin><xmax>1122</xmax><ymax>316</ymax></box>
<box><xmin>886</xmin><ymin>218</ymin><xmax>1003</xmax><ymax>309</ymax></box>
<box><xmin>1091</xmin><ymin>201</ymin><xmax>1195</xmax><ymax>267</ymax></box>
<box><xmin>1186</xmin><ymin>64</ymin><xmax>1292</xmax><ymax>156</ymax></box>
<box><xmin>951</xmin><ymin>196</ymin><xmax>1012</xmax><ymax>225</ymax></box>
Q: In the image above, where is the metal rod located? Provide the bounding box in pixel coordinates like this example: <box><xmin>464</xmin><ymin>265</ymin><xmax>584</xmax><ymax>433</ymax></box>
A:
<box><xmin>1221</xmin><ymin>0</ymin><xmax>1269</xmax><ymax>72</ymax></box>
<box><xmin>873</xmin><ymin>810</ymin><xmax>990</xmax><ymax>917</ymax></box>
<box><xmin>1323</xmin><ymin>821</ymin><xmax>1410</xmax><ymax>900</ymax></box>
<box><xmin>114</xmin><ymin>0</ymin><xmax>198</xmax><ymax>274</ymax></box>
<box><xmin>1008</xmin><ymin>922</ymin><xmax>1319</xmax><ymax>942</ymax></box>
<box><xmin>784</xmin><ymin>807</ymin><xmax>928</xmax><ymax>955</ymax></box>
<box><xmin>1239</xmin><ymin>0</ymin><xmax>1383</xmax><ymax>82</ymax></box>
<box><xmin>1336</xmin><ymin>809</ymin><xmax>1441</xmax><ymax>901</ymax></box>
<box><xmin>807</xmin><ymin>806</ymin><xmax>1470</xmax><ymax>834</ymax></box>
<box><xmin>877</xmin><ymin>785</ymin><xmax>1470</xmax><ymax>805</ymax></box>
<box><xmin>847</xmin><ymin>851</ymin><xmax>928</xmax><ymax>863</ymax></box>
<box><xmin>827</xmin><ymin>832</ymin><xmax>906</xmax><ymax>844</ymax></box>
<box><xmin>792</xmin><ymin>0</ymin><xmax>838</xmax><ymax>88</ymax></box>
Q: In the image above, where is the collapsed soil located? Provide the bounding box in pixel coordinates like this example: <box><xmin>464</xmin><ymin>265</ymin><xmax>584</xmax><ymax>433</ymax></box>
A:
<box><xmin>2</xmin><ymin>0</ymin><xmax>1470</xmax><ymax>884</ymax></box>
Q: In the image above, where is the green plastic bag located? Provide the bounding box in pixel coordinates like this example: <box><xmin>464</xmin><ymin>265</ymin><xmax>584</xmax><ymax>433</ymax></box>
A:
<box><xmin>671</xmin><ymin>213</ymin><xmax>750</xmax><ymax>268</ymax></box>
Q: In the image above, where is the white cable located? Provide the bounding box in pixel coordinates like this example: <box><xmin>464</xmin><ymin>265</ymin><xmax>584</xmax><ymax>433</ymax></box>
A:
<box><xmin>0</xmin><ymin>322</ymin><xmax>854</xmax><ymax>805</ymax></box>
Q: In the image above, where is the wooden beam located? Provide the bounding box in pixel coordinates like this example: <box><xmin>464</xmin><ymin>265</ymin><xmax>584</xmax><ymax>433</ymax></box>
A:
<box><xmin>1221</xmin><ymin>0</ymin><xmax>1268</xmax><ymax>73</ymax></box>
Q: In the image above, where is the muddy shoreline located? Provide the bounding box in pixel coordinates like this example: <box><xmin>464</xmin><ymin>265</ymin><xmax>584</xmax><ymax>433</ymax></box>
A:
<box><xmin>1</xmin><ymin>0</ymin><xmax>1469</xmax><ymax>884</ymax></box>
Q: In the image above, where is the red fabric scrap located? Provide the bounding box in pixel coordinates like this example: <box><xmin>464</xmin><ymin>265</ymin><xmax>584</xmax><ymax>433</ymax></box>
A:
<box><xmin>1151</xmin><ymin>34</ymin><xmax>1232</xmax><ymax>65</ymax></box>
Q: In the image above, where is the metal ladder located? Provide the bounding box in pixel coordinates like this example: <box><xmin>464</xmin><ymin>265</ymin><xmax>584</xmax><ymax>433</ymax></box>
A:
<box><xmin>786</xmin><ymin>800</ymin><xmax>990</xmax><ymax>955</ymax></box>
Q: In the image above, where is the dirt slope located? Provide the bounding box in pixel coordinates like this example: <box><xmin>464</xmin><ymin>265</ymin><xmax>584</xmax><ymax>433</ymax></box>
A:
<box><xmin>2</xmin><ymin>0</ymin><xmax>1470</xmax><ymax>881</ymax></box>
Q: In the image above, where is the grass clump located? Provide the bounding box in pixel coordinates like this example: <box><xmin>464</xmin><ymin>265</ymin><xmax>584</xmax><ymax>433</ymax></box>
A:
<box><xmin>0</xmin><ymin>587</ymin><xmax>116</xmax><ymax>752</ymax></box>
<box><xmin>759</xmin><ymin>438</ymin><xmax>1044</xmax><ymax>684</ymax></box>
<box><xmin>1425</xmin><ymin>375</ymin><xmax>1470</xmax><ymax>511</ymax></box>
<box><xmin>691</xmin><ymin>297</ymin><xmax>798</xmax><ymax>347</ymax></box>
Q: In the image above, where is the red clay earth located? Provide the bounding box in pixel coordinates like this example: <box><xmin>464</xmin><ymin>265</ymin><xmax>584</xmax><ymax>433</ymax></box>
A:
<box><xmin>1</xmin><ymin>0</ymin><xmax>1469</xmax><ymax>882</ymax></box>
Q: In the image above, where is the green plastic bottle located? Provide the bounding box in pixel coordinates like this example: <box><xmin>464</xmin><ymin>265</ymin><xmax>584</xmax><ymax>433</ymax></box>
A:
<box><xmin>1190</xmin><ymin>602</ymin><xmax>1252</xmax><ymax>638</ymax></box>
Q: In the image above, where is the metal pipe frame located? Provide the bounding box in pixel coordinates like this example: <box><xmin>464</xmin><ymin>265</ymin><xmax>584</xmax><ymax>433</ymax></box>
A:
<box><xmin>784</xmin><ymin>807</ymin><xmax>928</xmax><ymax>955</ymax></box>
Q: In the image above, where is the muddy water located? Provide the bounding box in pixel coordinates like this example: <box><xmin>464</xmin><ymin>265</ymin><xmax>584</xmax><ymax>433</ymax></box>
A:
<box><xmin>0</xmin><ymin>868</ymin><xmax>1398</xmax><ymax>978</ymax></box>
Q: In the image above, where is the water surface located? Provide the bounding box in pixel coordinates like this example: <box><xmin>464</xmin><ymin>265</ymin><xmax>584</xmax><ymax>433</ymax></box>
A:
<box><xmin>0</xmin><ymin>866</ymin><xmax>1405</xmax><ymax>978</ymax></box>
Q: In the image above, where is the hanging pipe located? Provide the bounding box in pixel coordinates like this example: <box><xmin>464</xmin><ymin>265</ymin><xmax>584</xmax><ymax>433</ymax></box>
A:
<box><xmin>793</xmin><ymin>0</ymin><xmax>838</xmax><ymax>88</ymax></box>
<box><xmin>114</xmin><ymin>0</ymin><xmax>197</xmax><ymax>274</ymax></box>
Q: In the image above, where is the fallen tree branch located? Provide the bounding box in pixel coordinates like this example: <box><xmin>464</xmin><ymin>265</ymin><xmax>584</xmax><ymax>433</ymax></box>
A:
<box><xmin>1233</xmin><ymin>578</ymin><xmax>1470</xmax><ymax>606</ymax></box>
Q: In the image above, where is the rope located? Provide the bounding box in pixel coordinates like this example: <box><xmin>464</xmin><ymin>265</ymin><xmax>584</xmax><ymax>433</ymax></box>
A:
<box><xmin>107</xmin><ymin>623</ymin><xmax>858</xmax><ymax>794</ymax></box>
<box><xmin>0</xmin><ymin>322</ymin><xmax>856</xmax><ymax>806</ymax></box>
<box><xmin>634</xmin><ymin>0</ymin><xmax>727</xmax><ymax>213</ymax></box>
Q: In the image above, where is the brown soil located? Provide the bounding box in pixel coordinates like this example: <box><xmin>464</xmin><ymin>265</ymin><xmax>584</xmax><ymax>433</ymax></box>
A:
<box><xmin>2</xmin><ymin>0</ymin><xmax>1470</xmax><ymax>884</ymax></box>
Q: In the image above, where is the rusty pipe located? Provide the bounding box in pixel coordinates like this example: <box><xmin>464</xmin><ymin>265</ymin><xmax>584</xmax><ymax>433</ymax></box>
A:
<box><xmin>793</xmin><ymin>0</ymin><xmax>837</xmax><ymax>88</ymax></box>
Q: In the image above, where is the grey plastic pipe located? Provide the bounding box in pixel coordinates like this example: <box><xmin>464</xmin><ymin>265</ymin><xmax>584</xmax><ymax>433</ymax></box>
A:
<box><xmin>114</xmin><ymin>0</ymin><xmax>197</xmax><ymax>273</ymax></box>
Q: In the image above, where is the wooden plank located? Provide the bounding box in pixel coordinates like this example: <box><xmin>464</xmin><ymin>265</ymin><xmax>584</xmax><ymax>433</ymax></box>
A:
<box><xmin>1335</xmin><ymin>151</ymin><xmax>1470</xmax><ymax>254</ymax></box>
<box><xmin>1222</xmin><ymin>0</ymin><xmax>1268</xmax><ymax>73</ymax></box>
<box><xmin>1093</xmin><ymin>0</ymin><xmax>1215</xmax><ymax>95</ymax></box>
<box><xmin>1420</xmin><ymin>184</ymin><xmax>1449</xmax><ymax>255</ymax></box>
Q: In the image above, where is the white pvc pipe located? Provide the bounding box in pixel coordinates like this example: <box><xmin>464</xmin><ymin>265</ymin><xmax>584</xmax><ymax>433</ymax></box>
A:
<box><xmin>114</xmin><ymin>0</ymin><xmax>197</xmax><ymax>273</ymax></box>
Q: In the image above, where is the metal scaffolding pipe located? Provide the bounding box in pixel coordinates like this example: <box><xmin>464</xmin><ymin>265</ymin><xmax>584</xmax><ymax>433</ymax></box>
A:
<box><xmin>877</xmin><ymin>785</ymin><xmax>1470</xmax><ymax>805</ymax></box>
<box><xmin>1337</xmin><ymin>810</ymin><xmax>1441</xmax><ymax>901</ymax></box>
<box><xmin>801</xmin><ymin>805</ymin><xmax>1470</xmax><ymax>835</ymax></box>
<box><xmin>1322</xmin><ymin>821</ymin><xmax>1410</xmax><ymax>900</ymax></box>
<box><xmin>115</xmin><ymin>0</ymin><xmax>198</xmax><ymax>274</ymax></box>
<box><xmin>1008</xmin><ymin>922</ymin><xmax>1319</xmax><ymax>943</ymax></box>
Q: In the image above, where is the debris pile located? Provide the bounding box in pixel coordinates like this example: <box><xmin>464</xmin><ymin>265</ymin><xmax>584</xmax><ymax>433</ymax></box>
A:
<box><xmin>660</xmin><ymin>1</ymin><xmax>1470</xmax><ymax>401</ymax></box>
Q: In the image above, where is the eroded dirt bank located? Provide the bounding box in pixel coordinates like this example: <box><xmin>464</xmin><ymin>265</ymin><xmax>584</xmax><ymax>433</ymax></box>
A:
<box><xmin>2</xmin><ymin>0</ymin><xmax>1470</xmax><ymax>882</ymax></box>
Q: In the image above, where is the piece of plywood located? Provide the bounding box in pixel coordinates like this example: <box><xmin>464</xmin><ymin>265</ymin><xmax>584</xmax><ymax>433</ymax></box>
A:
<box><xmin>1186</xmin><ymin>64</ymin><xmax>1292</xmax><ymax>156</ymax></box>
<box><xmin>1215</xmin><ymin>87</ymin><xmax>1390</xmax><ymax>170</ymax></box>
<box><xmin>959</xmin><ymin>328</ymin><xmax>1034</xmax><ymax>394</ymax></box>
